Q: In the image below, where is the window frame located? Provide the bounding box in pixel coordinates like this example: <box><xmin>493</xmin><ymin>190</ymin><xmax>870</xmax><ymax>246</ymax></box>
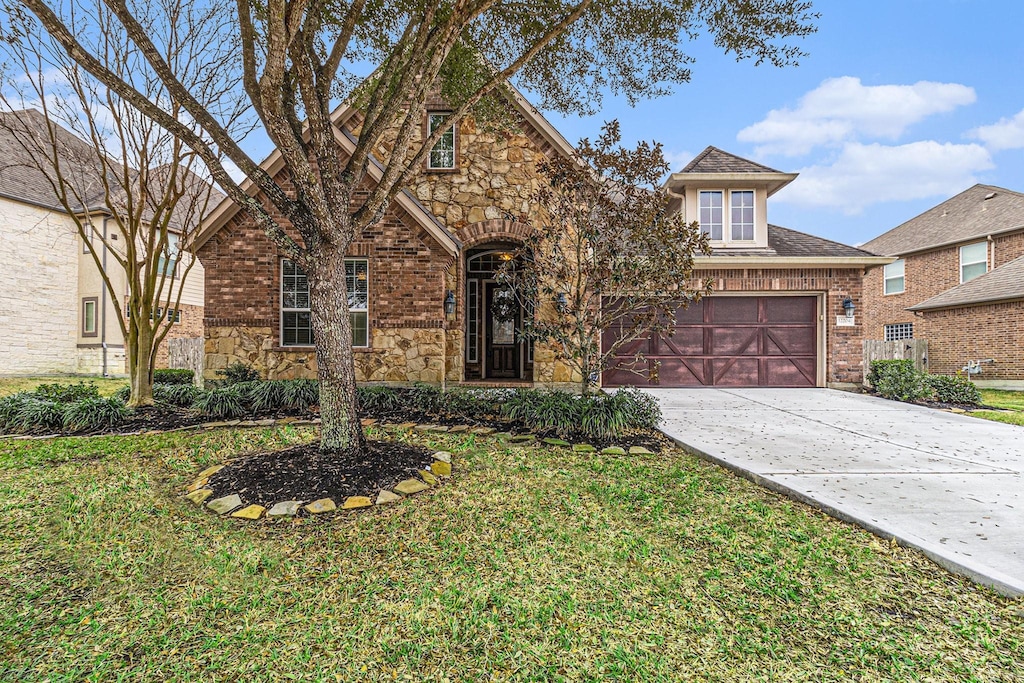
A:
<box><xmin>883</xmin><ymin>259</ymin><xmax>906</xmax><ymax>295</ymax></box>
<box><xmin>729</xmin><ymin>189</ymin><xmax>755</xmax><ymax>242</ymax></box>
<box><xmin>82</xmin><ymin>297</ymin><xmax>98</xmax><ymax>337</ymax></box>
<box><xmin>959</xmin><ymin>241</ymin><xmax>988</xmax><ymax>283</ymax></box>
<box><xmin>280</xmin><ymin>258</ymin><xmax>370</xmax><ymax>348</ymax></box>
<box><xmin>698</xmin><ymin>190</ymin><xmax>724</xmax><ymax>241</ymax></box>
<box><xmin>157</xmin><ymin>232</ymin><xmax>180</xmax><ymax>279</ymax></box>
<box><xmin>425</xmin><ymin>111</ymin><xmax>457</xmax><ymax>171</ymax></box>
<box><xmin>884</xmin><ymin>322</ymin><xmax>914</xmax><ymax>341</ymax></box>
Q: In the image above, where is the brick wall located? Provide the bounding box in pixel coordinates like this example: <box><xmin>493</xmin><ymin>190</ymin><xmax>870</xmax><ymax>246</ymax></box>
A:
<box><xmin>154</xmin><ymin>302</ymin><xmax>205</xmax><ymax>368</ymax></box>
<box><xmin>920</xmin><ymin>301</ymin><xmax>1024</xmax><ymax>379</ymax></box>
<box><xmin>693</xmin><ymin>266</ymin><xmax>867</xmax><ymax>385</ymax></box>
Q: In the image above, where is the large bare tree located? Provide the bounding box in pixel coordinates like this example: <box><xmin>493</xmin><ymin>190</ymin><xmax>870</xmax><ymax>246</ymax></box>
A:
<box><xmin>8</xmin><ymin>0</ymin><xmax>816</xmax><ymax>452</ymax></box>
<box><xmin>0</xmin><ymin>0</ymin><xmax>245</xmax><ymax>406</ymax></box>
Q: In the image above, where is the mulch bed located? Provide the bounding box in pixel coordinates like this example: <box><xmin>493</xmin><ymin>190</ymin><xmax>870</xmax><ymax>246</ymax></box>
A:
<box><xmin>206</xmin><ymin>440</ymin><xmax>435</xmax><ymax>507</ymax></box>
<box><xmin>112</xmin><ymin>405</ymin><xmax>210</xmax><ymax>434</ymax></box>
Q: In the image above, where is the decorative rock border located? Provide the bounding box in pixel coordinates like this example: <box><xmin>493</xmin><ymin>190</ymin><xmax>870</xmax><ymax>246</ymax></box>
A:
<box><xmin>183</xmin><ymin>450</ymin><xmax>454</xmax><ymax>520</ymax></box>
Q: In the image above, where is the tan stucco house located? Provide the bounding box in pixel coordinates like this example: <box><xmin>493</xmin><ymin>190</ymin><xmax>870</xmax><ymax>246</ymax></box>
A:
<box><xmin>195</xmin><ymin>97</ymin><xmax>888</xmax><ymax>388</ymax></box>
<box><xmin>861</xmin><ymin>185</ymin><xmax>1024</xmax><ymax>387</ymax></box>
<box><xmin>0</xmin><ymin>109</ymin><xmax>205</xmax><ymax>376</ymax></box>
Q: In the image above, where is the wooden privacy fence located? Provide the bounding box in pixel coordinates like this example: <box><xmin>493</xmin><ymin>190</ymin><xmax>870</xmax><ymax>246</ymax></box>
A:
<box><xmin>863</xmin><ymin>339</ymin><xmax>928</xmax><ymax>385</ymax></box>
<box><xmin>168</xmin><ymin>337</ymin><xmax>205</xmax><ymax>388</ymax></box>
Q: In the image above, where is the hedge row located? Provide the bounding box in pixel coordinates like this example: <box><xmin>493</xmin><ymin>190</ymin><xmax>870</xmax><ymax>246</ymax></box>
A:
<box><xmin>868</xmin><ymin>360</ymin><xmax>981</xmax><ymax>405</ymax></box>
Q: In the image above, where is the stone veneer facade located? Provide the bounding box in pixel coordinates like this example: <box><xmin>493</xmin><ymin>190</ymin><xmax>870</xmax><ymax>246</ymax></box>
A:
<box><xmin>862</xmin><ymin>229</ymin><xmax>1024</xmax><ymax>382</ymax></box>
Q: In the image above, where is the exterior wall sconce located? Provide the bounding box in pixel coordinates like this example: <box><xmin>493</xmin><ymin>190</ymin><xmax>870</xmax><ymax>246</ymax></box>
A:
<box><xmin>555</xmin><ymin>292</ymin><xmax>567</xmax><ymax>312</ymax></box>
<box><xmin>842</xmin><ymin>296</ymin><xmax>855</xmax><ymax>318</ymax></box>
<box><xmin>443</xmin><ymin>290</ymin><xmax>456</xmax><ymax>317</ymax></box>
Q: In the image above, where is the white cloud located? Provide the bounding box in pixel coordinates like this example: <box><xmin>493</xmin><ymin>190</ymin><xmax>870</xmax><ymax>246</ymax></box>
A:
<box><xmin>663</xmin><ymin>149</ymin><xmax>694</xmax><ymax>173</ymax></box>
<box><xmin>773</xmin><ymin>141</ymin><xmax>993</xmax><ymax>214</ymax></box>
<box><xmin>738</xmin><ymin>77</ymin><xmax>976</xmax><ymax>156</ymax></box>
<box><xmin>969</xmin><ymin>108</ymin><xmax>1024</xmax><ymax>151</ymax></box>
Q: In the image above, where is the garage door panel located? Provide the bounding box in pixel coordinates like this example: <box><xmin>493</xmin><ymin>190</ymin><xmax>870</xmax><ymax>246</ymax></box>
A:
<box><xmin>604</xmin><ymin>295</ymin><xmax>819</xmax><ymax>388</ymax></box>
<box><xmin>765</xmin><ymin>296</ymin><xmax>817</xmax><ymax>323</ymax></box>
<box><xmin>764</xmin><ymin>327</ymin><xmax>816</xmax><ymax>356</ymax></box>
<box><xmin>764</xmin><ymin>358</ymin><xmax>816</xmax><ymax>387</ymax></box>
<box><xmin>709</xmin><ymin>327</ymin><xmax>760</xmax><ymax>356</ymax></box>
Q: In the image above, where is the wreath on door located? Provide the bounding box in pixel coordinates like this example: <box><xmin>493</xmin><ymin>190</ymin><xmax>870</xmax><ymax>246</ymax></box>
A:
<box><xmin>491</xmin><ymin>288</ymin><xmax>518</xmax><ymax>323</ymax></box>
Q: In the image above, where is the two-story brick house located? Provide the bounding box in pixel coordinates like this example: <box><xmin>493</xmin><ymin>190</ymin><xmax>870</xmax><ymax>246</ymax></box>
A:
<box><xmin>194</xmin><ymin>98</ymin><xmax>888</xmax><ymax>388</ymax></box>
<box><xmin>861</xmin><ymin>185</ymin><xmax>1024</xmax><ymax>386</ymax></box>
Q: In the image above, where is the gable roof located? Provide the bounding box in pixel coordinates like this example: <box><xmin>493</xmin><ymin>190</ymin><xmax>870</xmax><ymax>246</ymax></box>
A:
<box><xmin>861</xmin><ymin>184</ymin><xmax>1024</xmax><ymax>257</ymax></box>
<box><xmin>0</xmin><ymin>109</ymin><xmax>115</xmax><ymax>212</ymax></box>
<box><xmin>695</xmin><ymin>223</ymin><xmax>891</xmax><ymax>266</ymax></box>
<box><xmin>192</xmin><ymin>82</ymin><xmax>576</xmax><ymax>254</ymax></box>
<box><xmin>679</xmin><ymin>146</ymin><xmax>783</xmax><ymax>174</ymax></box>
<box><xmin>665</xmin><ymin>146</ymin><xmax>797</xmax><ymax>197</ymax></box>
<box><xmin>908</xmin><ymin>255</ymin><xmax>1024</xmax><ymax>311</ymax></box>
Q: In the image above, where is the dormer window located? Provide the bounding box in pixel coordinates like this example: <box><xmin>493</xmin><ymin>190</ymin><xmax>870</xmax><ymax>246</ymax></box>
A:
<box><xmin>427</xmin><ymin>112</ymin><xmax>456</xmax><ymax>170</ymax></box>
<box><xmin>730</xmin><ymin>191</ymin><xmax>755</xmax><ymax>241</ymax></box>
<box><xmin>699</xmin><ymin>191</ymin><xmax>723</xmax><ymax>240</ymax></box>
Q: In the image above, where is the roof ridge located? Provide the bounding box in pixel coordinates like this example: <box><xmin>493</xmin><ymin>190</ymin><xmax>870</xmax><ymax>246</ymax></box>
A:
<box><xmin>678</xmin><ymin>145</ymin><xmax>783</xmax><ymax>174</ymax></box>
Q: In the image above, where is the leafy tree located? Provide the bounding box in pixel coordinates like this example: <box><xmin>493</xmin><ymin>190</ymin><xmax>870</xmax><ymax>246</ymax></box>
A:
<box><xmin>497</xmin><ymin>120</ymin><xmax>711</xmax><ymax>394</ymax></box>
<box><xmin>10</xmin><ymin>0</ymin><xmax>817</xmax><ymax>452</ymax></box>
<box><xmin>0</xmin><ymin>0</ymin><xmax>244</xmax><ymax>406</ymax></box>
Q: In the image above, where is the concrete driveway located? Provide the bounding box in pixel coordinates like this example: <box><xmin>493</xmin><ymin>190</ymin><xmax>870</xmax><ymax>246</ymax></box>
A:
<box><xmin>646</xmin><ymin>387</ymin><xmax>1024</xmax><ymax>596</ymax></box>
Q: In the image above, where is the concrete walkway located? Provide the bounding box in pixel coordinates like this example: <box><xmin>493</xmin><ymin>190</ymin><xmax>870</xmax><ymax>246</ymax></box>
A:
<box><xmin>646</xmin><ymin>388</ymin><xmax>1024</xmax><ymax>596</ymax></box>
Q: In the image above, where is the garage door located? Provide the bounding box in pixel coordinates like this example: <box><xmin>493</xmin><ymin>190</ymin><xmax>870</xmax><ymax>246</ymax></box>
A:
<box><xmin>602</xmin><ymin>296</ymin><xmax>819</xmax><ymax>387</ymax></box>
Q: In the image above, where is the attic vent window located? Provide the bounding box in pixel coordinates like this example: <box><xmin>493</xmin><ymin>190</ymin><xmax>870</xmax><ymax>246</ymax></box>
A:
<box><xmin>984</xmin><ymin>192</ymin><xmax>997</xmax><ymax>200</ymax></box>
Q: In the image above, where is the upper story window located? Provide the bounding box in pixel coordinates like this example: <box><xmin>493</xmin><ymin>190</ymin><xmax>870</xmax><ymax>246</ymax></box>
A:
<box><xmin>82</xmin><ymin>298</ymin><xmax>97</xmax><ymax>337</ymax></box>
<box><xmin>698</xmin><ymin>191</ymin><xmax>723</xmax><ymax>240</ymax></box>
<box><xmin>883</xmin><ymin>259</ymin><xmax>905</xmax><ymax>295</ymax></box>
<box><xmin>427</xmin><ymin>112</ymin><xmax>456</xmax><ymax>170</ymax></box>
<box><xmin>281</xmin><ymin>258</ymin><xmax>369</xmax><ymax>348</ymax></box>
<box><xmin>730</xmin><ymin>190</ymin><xmax>754</xmax><ymax>241</ymax></box>
<box><xmin>960</xmin><ymin>241</ymin><xmax>988</xmax><ymax>283</ymax></box>
<box><xmin>158</xmin><ymin>233</ymin><xmax>179</xmax><ymax>278</ymax></box>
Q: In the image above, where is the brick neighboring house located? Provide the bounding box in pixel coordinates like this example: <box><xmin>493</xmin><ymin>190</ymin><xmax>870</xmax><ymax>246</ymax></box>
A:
<box><xmin>0</xmin><ymin>109</ymin><xmax>206</xmax><ymax>376</ymax></box>
<box><xmin>195</xmin><ymin>100</ymin><xmax>887</xmax><ymax>387</ymax></box>
<box><xmin>861</xmin><ymin>185</ymin><xmax>1024</xmax><ymax>387</ymax></box>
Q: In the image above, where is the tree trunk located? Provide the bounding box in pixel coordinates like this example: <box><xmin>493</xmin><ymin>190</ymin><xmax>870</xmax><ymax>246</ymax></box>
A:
<box><xmin>127</xmin><ymin>322</ymin><xmax>156</xmax><ymax>408</ymax></box>
<box><xmin>307</xmin><ymin>249</ymin><xmax>365</xmax><ymax>454</ymax></box>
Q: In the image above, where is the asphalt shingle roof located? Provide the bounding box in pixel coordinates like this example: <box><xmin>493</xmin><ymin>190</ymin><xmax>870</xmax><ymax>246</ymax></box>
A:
<box><xmin>908</xmin><ymin>255</ymin><xmax>1024</xmax><ymax>311</ymax></box>
<box><xmin>704</xmin><ymin>224</ymin><xmax>877</xmax><ymax>259</ymax></box>
<box><xmin>861</xmin><ymin>184</ymin><xmax>1024</xmax><ymax>256</ymax></box>
<box><xmin>678</xmin><ymin>146</ymin><xmax>783</xmax><ymax>174</ymax></box>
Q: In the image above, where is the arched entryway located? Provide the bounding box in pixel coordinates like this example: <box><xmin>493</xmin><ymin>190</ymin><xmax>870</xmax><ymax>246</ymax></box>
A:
<box><xmin>464</xmin><ymin>243</ymin><xmax>534</xmax><ymax>381</ymax></box>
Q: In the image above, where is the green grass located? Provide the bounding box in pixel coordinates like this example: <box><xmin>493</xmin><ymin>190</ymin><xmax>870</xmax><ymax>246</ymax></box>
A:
<box><xmin>0</xmin><ymin>375</ymin><xmax>127</xmax><ymax>398</ymax></box>
<box><xmin>973</xmin><ymin>390</ymin><xmax>1024</xmax><ymax>427</ymax></box>
<box><xmin>1</xmin><ymin>427</ymin><xmax>1021</xmax><ymax>681</ymax></box>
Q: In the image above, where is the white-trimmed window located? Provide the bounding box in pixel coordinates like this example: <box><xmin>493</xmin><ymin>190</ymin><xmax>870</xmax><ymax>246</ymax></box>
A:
<box><xmin>427</xmin><ymin>113</ymin><xmax>455</xmax><ymax>170</ymax></box>
<box><xmin>730</xmin><ymin>190</ymin><xmax>755</xmax><ymax>241</ymax></box>
<box><xmin>699</xmin><ymin>190</ymin><xmax>723</xmax><ymax>240</ymax></box>
<box><xmin>960</xmin><ymin>242</ymin><xmax>988</xmax><ymax>283</ymax></box>
<box><xmin>82</xmin><ymin>298</ymin><xmax>97</xmax><ymax>337</ymax></box>
<box><xmin>884</xmin><ymin>323</ymin><xmax>914</xmax><ymax>341</ymax></box>
<box><xmin>281</xmin><ymin>259</ymin><xmax>369</xmax><ymax>347</ymax></box>
<box><xmin>158</xmin><ymin>233</ymin><xmax>179</xmax><ymax>278</ymax></box>
<box><xmin>883</xmin><ymin>259</ymin><xmax>905</xmax><ymax>295</ymax></box>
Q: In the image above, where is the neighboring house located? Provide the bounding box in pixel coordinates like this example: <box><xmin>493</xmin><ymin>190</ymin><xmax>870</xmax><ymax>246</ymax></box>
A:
<box><xmin>195</xmin><ymin>98</ymin><xmax>887</xmax><ymax>387</ymax></box>
<box><xmin>861</xmin><ymin>185</ymin><xmax>1024</xmax><ymax>386</ymax></box>
<box><xmin>0</xmin><ymin>109</ymin><xmax>206</xmax><ymax>376</ymax></box>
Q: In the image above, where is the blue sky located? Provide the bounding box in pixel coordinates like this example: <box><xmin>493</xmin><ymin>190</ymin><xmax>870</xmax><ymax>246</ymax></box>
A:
<box><xmin>540</xmin><ymin>0</ymin><xmax>1024</xmax><ymax>247</ymax></box>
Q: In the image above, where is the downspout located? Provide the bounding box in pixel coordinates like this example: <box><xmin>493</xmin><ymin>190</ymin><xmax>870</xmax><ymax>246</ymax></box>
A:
<box><xmin>100</xmin><ymin>215</ymin><xmax>109</xmax><ymax>377</ymax></box>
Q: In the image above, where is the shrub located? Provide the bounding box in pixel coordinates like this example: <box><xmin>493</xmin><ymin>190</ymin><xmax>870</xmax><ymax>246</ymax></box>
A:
<box><xmin>2</xmin><ymin>396</ymin><xmax>66</xmax><ymax>434</ymax></box>
<box><xmin>241</xmin><ymin>380</ymin><xmax>286</xmax><ymax>414</ymax></box>
<box><xmin>280</xmin><ymin>379</ymin><xmax>319</xmax><ymax>411</ymax></box>
<box><xmin>113</xmin><ymin>385</ymin><xmax>131</xmax><ymax>403</ymax></box>
<box><xmin>609</xmin><ymin>388</ymin><xmax>662</xmax><ymax>430</ymax></box>
<box><xmin>218</xmin><ymin>361</ymin><xmax>261</xmax><ymax>385</ymax></box>
<box><xmin>357</xmin><ymin>385</ymin><xmax>404</xmax><ymax>414</ymax></box>
<box><xmin>153</xmin><ymin>369</ymin><xmax>194</xmax><ymax>385</ymax></box>
<box><xmin>408</xmin><ymin>382</ymin><xmax>444</xmax><ymax>414</ymax></box>
<box><xmin>152</xmin><ymin>383</ymin><xmax>200</xmax><ymax>408</ymax></box>
<box><xmin>33</xmin><ymin>381</ymin><xmax>100</xmax><ymax>403</ymax></box>
<box><xmin>0</xmin><ymin>394</ymin><xmax>33</xmax><ymax>432</ymax></box>
<box><xmin>194</xmin><ymin>386</ymin><xmax>247</xmax><ymax>418</ymax></box>
<box><xmin>62</xmin><ymin>397</ymin><xmax>129</xmax><ymax>433</ymax></box>
<box><xmin>868</xmin><ymin>359</ymin><xmax>930</xmax><ymax>402</ymax></box>
<box><xmin>926</xmin><ymin>374</ymin><xmax>981</xmax><ymax>406</ymax></box>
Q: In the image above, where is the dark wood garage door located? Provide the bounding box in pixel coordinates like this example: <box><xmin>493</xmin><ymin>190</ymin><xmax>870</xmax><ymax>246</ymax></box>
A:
<box><xmin>602</xmin><ymin>296</ymin><xmax>819</xmax><ymax>387</ymax></box>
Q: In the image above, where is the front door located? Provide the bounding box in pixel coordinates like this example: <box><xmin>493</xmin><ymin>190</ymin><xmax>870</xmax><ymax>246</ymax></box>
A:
<box><xmin>485</xmin><ymin>282</ymin><xmax>519</xmax><ymax>378</ymax></box>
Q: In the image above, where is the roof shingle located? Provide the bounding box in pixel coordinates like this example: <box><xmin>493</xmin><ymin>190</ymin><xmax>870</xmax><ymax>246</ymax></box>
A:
<box><xmin>861</xmin><ymin>184</ymin><xmax>1024</xmax><ymax>256</ymax></box>
<box><xmin>678</xmin><ymin>146</ymin><xmax>783</xmax><ymax>174</ymax></box>
<box><xmin>907</xmin><ymin>255</ymin><xmax>1024</xmax><ymax>311</ymax></box>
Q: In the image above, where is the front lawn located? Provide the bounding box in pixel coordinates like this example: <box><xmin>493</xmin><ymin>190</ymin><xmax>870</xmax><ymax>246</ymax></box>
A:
<box><xmin>1</xmin><ymin>426</ymin><xmax>1020</xmax><ymax>681</ymax></box>
<box><xmin>973</xmin><ymin>389</ymin><xmax>1024</xmax><ymax>427</ymax></box>
<box><xmin>0</xmin><ymin>375</ymin><xmax>127</xmax><ymax>398</ymax></box>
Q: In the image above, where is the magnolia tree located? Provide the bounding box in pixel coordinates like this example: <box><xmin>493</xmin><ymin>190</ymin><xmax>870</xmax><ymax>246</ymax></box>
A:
<box><xmin>11</xmin><ymin>0</ymin><xmax>816</xmax><ymax>453</ymax></box>
<box><xmin>0</xmin><ymin>0</ymin><xmax>245</xmax><ymax>406</ymax></box>
<box><xmin>497</xmin><ymin>121</ymin><xmax>711</xmax><ymax>394</ymax></box>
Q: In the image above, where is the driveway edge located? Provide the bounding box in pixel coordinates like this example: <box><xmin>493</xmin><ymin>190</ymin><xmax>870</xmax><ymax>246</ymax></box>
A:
<box><xmin>663</xmin><ymin>431</ymin><xmax>1024</xmax><ymax>598</ymax></box>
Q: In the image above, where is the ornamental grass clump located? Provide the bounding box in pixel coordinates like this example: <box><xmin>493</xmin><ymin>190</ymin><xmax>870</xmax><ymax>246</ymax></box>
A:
<box><xmin>280</xmin><ymin>379</ymin><xmax>319</xmax><ymax>411</ymax></box>
<box><xmin>193</xmin><ymin>386</ymin><xmax>247</xmax><ymax>419</ymax></box>
<box><xmin>62</xmin><ymin>397</ymin><xmax>130</xmax><ymax>433</ymax></box>
<box><xmin>153</xmin><ymin>383</ymin><xmax>201</xmax><ymax>408</ymax></box>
